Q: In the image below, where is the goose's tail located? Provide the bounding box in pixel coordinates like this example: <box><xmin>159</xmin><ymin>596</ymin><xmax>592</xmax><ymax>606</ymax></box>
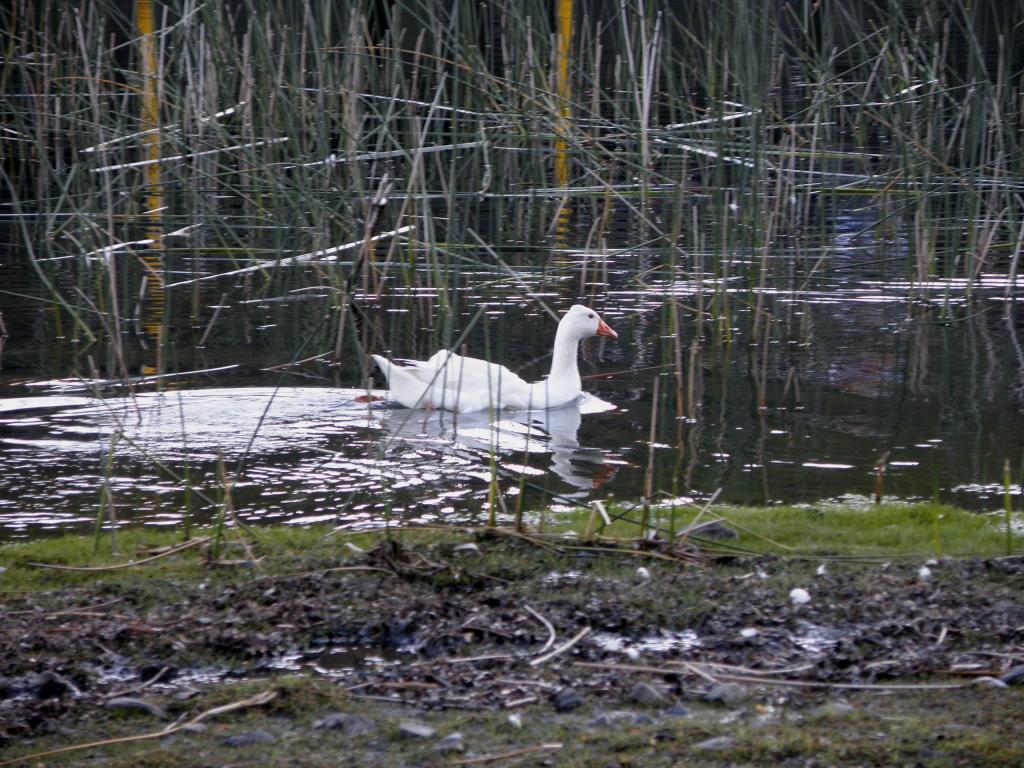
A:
<box><xmin>369</xmin><ymin>354</ymin><xmax>392</xmax><ymax>384</ymax></box>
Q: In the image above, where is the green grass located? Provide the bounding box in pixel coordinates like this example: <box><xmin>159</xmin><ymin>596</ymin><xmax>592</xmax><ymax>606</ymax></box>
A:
<box><xmin>1</xmin><ymin>501</ymin><xmax>1016</xmax><ymax>597</ymax></box>
<box><xmin>556</xmin><ymin>501</ymin><xmax>1020</xmax><ymax>559</ymax></box>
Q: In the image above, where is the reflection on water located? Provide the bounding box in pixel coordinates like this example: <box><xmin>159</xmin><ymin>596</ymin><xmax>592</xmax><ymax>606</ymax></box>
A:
<box><xmin>0</xmin><ymin>388</ymin><xmax>618</xmax><ymax>536</ymax></box>
<box><xmin>372</xmin><ymin>394</ymin><xmax>615</xmax><ymax>490</ymax></box>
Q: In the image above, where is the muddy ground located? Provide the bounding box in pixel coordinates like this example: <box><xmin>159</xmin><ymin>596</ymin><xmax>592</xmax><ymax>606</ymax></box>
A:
<box><xmin>1</xmin><ymin>530</ymin><xmax>1023</xmax><ymax>766</ymax></box>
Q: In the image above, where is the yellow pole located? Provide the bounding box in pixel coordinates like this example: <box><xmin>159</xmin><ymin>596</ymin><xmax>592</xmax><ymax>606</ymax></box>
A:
<box><xmin>138</xmin><ymin>0</ymin><xmax>161</xmax><ymax>214</ymax></box>
<box><xmin>137</xmin><ymin>0</ymin><xmax>166</xmax><ymax>375</ymax></box>
<box><xmin>553</xmin><ymin>0</ymin><xmax>574</xmax><ymax>245</ymax></box>
<box><xmin>554</xmin><ymin>0</ymin><xmax>573</xmax><ymax>190</ymax></box>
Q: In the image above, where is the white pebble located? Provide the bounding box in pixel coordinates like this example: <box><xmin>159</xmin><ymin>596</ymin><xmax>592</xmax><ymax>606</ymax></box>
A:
<box><xmin>636</xmin><ymin>567</ymin><xmax>651</xmax><ymax>580</ymax></box>
<box><xmin>740</xmin><ymin>627</ymin><xmax>759</xmax><ymax>638</ymax></box>
<box><xmin>918</xmin><ymin>565</ymin><xmax>932</xmax><ymax>581</ymax></box>
<box><xmin>789</xmin><ymin>588</ymin><xmax>811</xmax><ymax>605</ymax></box>
<box><xmin>815</xmin><ymin>564</ymin><xmax>827</xmax><ymax>576</ymax></box>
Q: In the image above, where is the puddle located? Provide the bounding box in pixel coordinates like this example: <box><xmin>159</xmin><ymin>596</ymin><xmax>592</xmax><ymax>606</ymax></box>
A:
<box><xmin>541</xmin><ymin>570</ymin><xmax>584</xmax><ymax>586</ymax></box>
<box><xmin>310</xmin><ymin>647</ymin><xmax>408</xmax><ymax>677</ymax></box>
<box><xmin>590</xmin><ymin>629</ymin><xmax>701</xmax><ymax>656</ymax></box>
<box><xmin>792</xmin><ymin>623</ymin><xmax>845</xmax><ymax>653</ymax></box>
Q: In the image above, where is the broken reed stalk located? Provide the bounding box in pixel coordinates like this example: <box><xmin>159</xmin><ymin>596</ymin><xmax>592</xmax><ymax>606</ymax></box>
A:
<box><xmin>875</xmin><ymin>451</ymin><xmax>890</xmax><ymax>505</ymax></box>
<box><xmin>640</xmin><ymin>376</ymin><xmax>660</xmax><ymax>532</ymax></box>
<box><xmin>210</xmin><ymin>455</ymin><xmax>232</xmax><ymax>561</ymax></box>
<box><xmin>1005</xmin><ymin>459</ymin><xmax>1014</xmax><ymax>556</ymax></box>
<box><xmin>528</xmin><ymin>625</ymin><xmax>591</xmax><ymax>667</ymax></box>
<box><xmin>28</xmin><ymin>536</ymin><xmax>212</xmax><ymax>572</ymax></box>
<box><xmin>573</xmin><ymin>660</ymin><xmax>967</xmax><ymax>692</ymax></box>
<box><xmin>447</xmin><ymin>742</ymin><xmax>563</xmax><ymax>766</ymax></box>
<box><xmin>583</xmin><ymin>499</ymin><xmax>610</xmax><ymax>542</ymax></box>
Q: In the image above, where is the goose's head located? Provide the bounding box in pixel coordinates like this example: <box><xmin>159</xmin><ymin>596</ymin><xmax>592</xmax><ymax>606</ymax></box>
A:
<box><xmin>559</xmin><ymin>304</ymin><xmax>618</xmax><ymax>341</ymax></box>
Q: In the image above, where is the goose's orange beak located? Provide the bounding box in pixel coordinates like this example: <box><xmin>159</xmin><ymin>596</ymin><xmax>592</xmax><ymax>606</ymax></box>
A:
<box><xmin>596</xmin><ymin>318</ymin><xmax>618</xmax><ymax>339</ymax></box>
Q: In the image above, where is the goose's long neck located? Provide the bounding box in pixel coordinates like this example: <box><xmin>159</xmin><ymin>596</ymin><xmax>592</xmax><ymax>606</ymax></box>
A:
<box><xmin>548</xmin><ymin>324</ymin><xmax>582</xmax><ymax>390</ymax></box>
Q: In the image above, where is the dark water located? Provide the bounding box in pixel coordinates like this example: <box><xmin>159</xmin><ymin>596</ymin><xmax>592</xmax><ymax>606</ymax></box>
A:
<box><xmin>1</xmin><ymin>193</ymin><xmax>1022</xmax><ymax>539</ymax></box>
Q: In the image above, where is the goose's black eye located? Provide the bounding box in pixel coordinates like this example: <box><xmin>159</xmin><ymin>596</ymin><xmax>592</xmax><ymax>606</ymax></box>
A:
<box><xmin>588</xmin><ymin>313</ymin><xmax>594</xmax><ymax>319</ymax></box>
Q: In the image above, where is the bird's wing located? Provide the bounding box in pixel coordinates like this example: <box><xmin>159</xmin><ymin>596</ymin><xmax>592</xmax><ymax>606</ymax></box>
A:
<box><xmin>426</xmin><ymin>350</ymin><xmax>530</xmax><ymax>389</ymax></box>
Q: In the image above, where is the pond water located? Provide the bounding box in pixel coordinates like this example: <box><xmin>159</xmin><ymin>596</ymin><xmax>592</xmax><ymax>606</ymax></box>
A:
<box><xmin>1</xmin><ymin>195</ymin><xmax>1022</xmax><ymax>539</ymax></box>
<box><xmin>2</xmin><ymin>0</ymin><xmax>1021</xmax><ymax>539</ymax></box>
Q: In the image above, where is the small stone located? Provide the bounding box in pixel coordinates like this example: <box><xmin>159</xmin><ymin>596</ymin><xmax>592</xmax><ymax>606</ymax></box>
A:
<box><xmin>706</xmin><ymin>682</ymin><xmax>747</xmax><ymax>706</ymax></box>
<box><xmin>693</xmin><ymin>735</ymin><xmax>736</xmax><ymax>751</ymax></box>
<box><xmin>314</xmin><ymin>712</ymin><xmax>377</xmax><ymax>736</ymax></box>
<box><xmin>809</xmin><ymin>701</ymin><xmax>855</xmax><ymax>718</ymax></box>
<box><xmin>436</xmin><ymin>732</ymin><xmax>465</xmax><ymax>753</ymax></box>
<box><xmin>223</xmin><ymin>730</ymin><xmax>276</xmax><ymax>747</ymax></box>
<box><xmin>664</xmin><ymin>702</ymin><xmax>690</xmax><ymax>717</ymax></box>
<box><xmin>174</xmin><ymin>687</ymin><xmax>201</xmax><ymax>702</ymax></box>
<box><xmin>999</xmin><ymin>665</ymin><xmax>1024</xmax><ymax>685</ymax></box>
<box><xmin>699</xmin><ymin>521</ymin><xmax>740</xmax><ymax>540</ymax></box>
<box><xmin>973</xmin><ymin>676</ymin><xmax>1009</xmax><ymax>689</ymax></box>
<box><xmin>629</xmin><ymin>681</ymin><xmax>667</xmax><ymax>706</ymax></box>
<box><xmin>34</xmin><ymin>671</ymin><xmax>79</xmax><ymax>699</ymax></box>
<box><xmin>633</xmin><ymin>713</ymin><xmax>656</xmax><ymax>725</ymax></box>
<box><xmin>315</xmin><ymin>713</ymin><xmax>346</xmax><ymax>729</ymax></box>
<box><xmin>507</xmin><ymin>713</ymin><xmax>523</xmax><ymax>729</ymax></box>
<box><xmin>399</xmin><ymin>721</ymin><xmax>436</xmax><ymax>739</ymax></box>
<box><xmin>552</xmin><ymin>687</ymin><xmax>584</xmax><ymax>712</ymax></box>
<box><xmin>105</xmin><ymin>697</ymin><xmax>167</xmax><ymax>718</ymax></box>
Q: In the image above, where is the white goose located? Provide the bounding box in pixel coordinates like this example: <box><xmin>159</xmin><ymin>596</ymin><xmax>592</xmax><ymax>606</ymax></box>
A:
<box><xmin>371</xmin><ymin>305</ymin><xmax>618</xmax><ymax>412</ymax></box>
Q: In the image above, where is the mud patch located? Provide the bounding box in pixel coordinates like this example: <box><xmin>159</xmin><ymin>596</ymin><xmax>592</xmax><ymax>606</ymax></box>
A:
<box><xmin>1</xmin><ymin>534</ymin><xmax>1023</xmax><ymax>760</ymax></box>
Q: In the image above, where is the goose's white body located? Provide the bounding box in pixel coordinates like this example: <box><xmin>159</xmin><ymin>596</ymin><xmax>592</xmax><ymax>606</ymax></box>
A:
<box><xmin>371</xmin><ymin>305</ymin><xmax>617</xmax><ymax>413</ymax></box>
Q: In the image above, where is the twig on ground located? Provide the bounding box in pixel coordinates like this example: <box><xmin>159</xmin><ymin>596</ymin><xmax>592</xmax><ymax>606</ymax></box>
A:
<box><xmin>8</xmin><ymin>598</ymin><xmax>125</xmax><ymax>617</ymax></box>
<box><xmin>28</xmin><ymin>537</ymin><xmax>211</xmax><ymax>572</ymax></box>
<box><xmin>530</xmin><ymin>626</ymin><xmax>592</xmax><ymax>667</ymax></box>
<box><xmin>447</xmin><ymin>742</ymin><xmax>564</xmax><ymax>766</ymax></box>
<box><xmin>411</xmin><ymin>652</ymin><xmax>518</xmax><ymax>666</ymax></box>
<box><xmin>524</xmin><ymin>604</ymin><xmax>557</xmax><ymax>654</ymax></box>
<box><xmin>103</xmin><ymin>665</ymin><xmax>171</xmax><ymax>700</ymax></box>
<box><xmin>0</xmin><ymin>689</ymin><xmax>276</xmax><ymax>767</ymax></box>
<box><xmin>574</xmin><ymin>661</ymin><xmax>967</xmax><ymax>690</ymax></box>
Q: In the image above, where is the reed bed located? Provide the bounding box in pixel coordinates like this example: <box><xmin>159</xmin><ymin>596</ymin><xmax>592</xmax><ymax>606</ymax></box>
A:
<box><xmin>1</xmin><ymin>0</ymin><xmax>1022</xmax><ymax>531</ymax></box>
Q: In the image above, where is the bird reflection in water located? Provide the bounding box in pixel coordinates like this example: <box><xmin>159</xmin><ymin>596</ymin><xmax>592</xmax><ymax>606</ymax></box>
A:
<box><xmin>369</xmin><ymin>394</ymin><xmax>617</xmax><ymax>491</ymax></box>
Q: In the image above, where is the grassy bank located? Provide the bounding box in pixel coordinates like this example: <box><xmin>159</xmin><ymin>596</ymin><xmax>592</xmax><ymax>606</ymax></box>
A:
<box><xmin>0</xmin><ymin>500</ymin><xmax>1017</xmax><ymax>595</ymax></box>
